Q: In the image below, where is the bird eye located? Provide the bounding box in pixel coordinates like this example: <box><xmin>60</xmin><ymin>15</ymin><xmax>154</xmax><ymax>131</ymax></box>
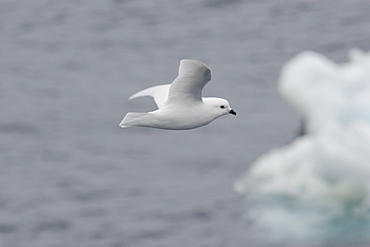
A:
<box><xmin>220</xmin><ymin>105</ymin><xmax>225</xmax><ymax>109</ymax></box>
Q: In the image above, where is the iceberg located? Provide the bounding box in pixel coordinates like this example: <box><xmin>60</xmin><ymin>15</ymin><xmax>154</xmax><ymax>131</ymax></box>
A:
<box><xmin>235</xmin><ymin>50</ymin><xmax>370</xmax><ymax>245</ymax></box>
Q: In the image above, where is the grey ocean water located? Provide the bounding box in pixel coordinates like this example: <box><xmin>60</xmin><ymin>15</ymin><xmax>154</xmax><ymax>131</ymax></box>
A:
<box><xmin>1</xmin><ymin>0</ymin><xmax>370</xmax><ymax>246</ymax></box>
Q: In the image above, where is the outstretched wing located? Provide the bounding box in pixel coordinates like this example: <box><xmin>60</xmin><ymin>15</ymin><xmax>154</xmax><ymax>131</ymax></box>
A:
<box><xmin>167</xmin><ymin>59</ymin><xmax>211</xmax><ymax>104</ymax></box>
<box><xmin>129</xmin><ymin>84</ymin><xmax>171</xmax><ymax>109</ymax></box>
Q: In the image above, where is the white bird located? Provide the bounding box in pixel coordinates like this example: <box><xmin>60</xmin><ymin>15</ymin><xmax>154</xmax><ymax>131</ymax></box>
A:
<box><xmin>119</xmin><ymin>59</ymin><xmax>236</xmax><ymax>130</ymax></box>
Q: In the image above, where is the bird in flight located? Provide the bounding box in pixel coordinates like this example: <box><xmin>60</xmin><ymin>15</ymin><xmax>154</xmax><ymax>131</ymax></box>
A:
<box><xmin>119</xmin><ymin>59</ymin><xmax>236</xmax><ymax>130</ymax></box>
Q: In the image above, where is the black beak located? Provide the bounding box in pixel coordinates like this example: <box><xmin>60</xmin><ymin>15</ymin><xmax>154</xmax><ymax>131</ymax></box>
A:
<box><xmin>229</xmin><ymin>109</ymin><xmax>237</xmax><ymax>116</ymax></box>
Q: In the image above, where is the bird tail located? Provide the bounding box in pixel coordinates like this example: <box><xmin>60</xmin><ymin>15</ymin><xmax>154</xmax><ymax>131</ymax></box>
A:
<box><xmin>119</xmin><ymin>112</ymin><xmax>150</xmax><ymax>128</ymax></box>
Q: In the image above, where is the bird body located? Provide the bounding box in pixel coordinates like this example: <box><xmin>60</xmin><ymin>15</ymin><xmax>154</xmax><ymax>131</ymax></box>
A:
<box><xmin>119</xmin><ymin>59</ymin><xmax>236</xmax><ymax>130</ymax></box>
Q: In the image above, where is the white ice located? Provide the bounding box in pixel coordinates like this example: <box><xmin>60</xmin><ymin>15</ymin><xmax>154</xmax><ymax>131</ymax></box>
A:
<box><xmin>119</xmin><ymin>59</ymin><xmax>236</xmax><ymax>130</ymax></box>
<box><xmin>235</xmin><ymin>49</ymin><xmax>370</xmax><ymax>245</ymax></box>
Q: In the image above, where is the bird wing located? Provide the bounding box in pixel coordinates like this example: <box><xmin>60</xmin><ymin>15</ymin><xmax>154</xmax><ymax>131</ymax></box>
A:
<box><xmin>128</xmin><ymin>84</ymin><xmax>171</xmax><ymax>109</ymax></box>
<box><xmin>167</xmin><ymin>59</ymin><xmax>211</xmax><ymax>104</ymax></box>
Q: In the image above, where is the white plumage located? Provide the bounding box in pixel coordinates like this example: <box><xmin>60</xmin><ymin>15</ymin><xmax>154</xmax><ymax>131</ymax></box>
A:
<box><xmin>119</xmin><ymin>59</ymin><xmax>236</xmax><ymax>130</ymax></box>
